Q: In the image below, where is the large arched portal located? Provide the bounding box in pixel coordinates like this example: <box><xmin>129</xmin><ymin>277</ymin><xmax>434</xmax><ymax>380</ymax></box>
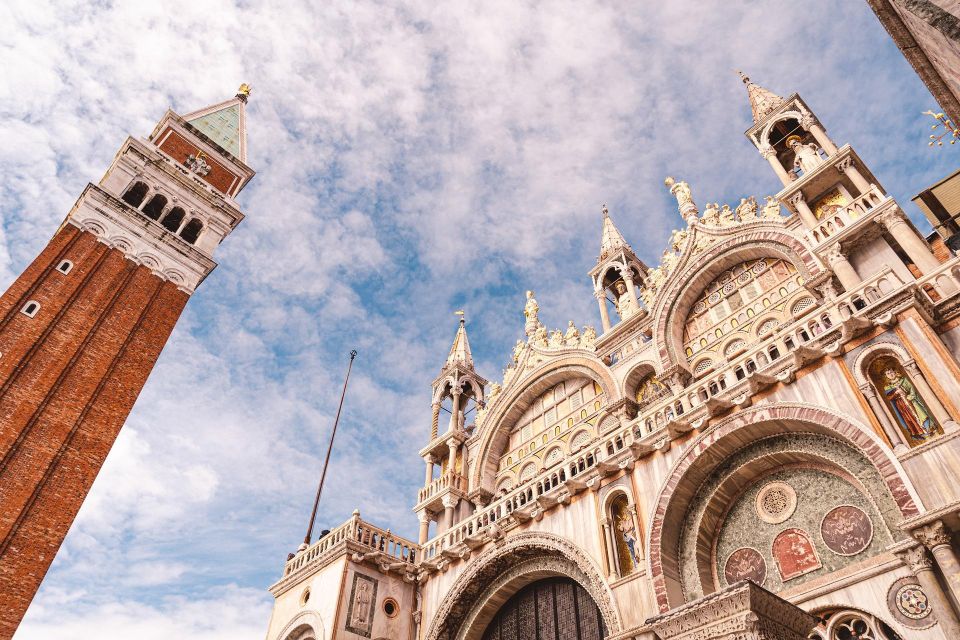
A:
<box><xmin>480</xmin><ymin>577</ymin><xmax>607</xmax><ymax>640</ymax></box>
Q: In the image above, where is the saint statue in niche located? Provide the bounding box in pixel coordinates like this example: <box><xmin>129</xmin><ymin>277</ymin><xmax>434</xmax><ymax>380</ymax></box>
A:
<box><xmin>787</xmin><ymin>135</ymin><xmax>825</xmax><ymax>175</ymax></box>
<box><xmin>613</xmin><ymin>281</ymin><xmax>637</xmax><ymax>319</ymax></box>
<box><xmin>869</xmin><ymin>356</ymin><xmax>943</xmax><ymax>446</ymax></box>
<box><xmin>611</xmin><ymin>495</ymin><xmax>639</xmax><ymax>576</ymax></box>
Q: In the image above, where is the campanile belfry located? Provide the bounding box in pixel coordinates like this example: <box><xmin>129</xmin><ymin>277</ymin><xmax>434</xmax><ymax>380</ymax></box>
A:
<box><xmin>0</xmin><ymin>86</ymin><xmax>255</xmax><ymax>637</ymax></box>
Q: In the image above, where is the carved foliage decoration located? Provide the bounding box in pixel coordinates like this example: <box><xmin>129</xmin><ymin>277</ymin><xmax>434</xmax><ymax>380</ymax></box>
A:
<box><xmin>771</xmin><ymin>528</ymin><xmax>821</xmax><ymax>581</ymax></box>
<box><xmin>345</xmin><ymin>572</ymin><xmax>378</xmax><ymax>638</ymax></box>
<box><xmin>868</xmin><ymin>356</ymin><xmax>943</xmax><ymax>447</ymax></box>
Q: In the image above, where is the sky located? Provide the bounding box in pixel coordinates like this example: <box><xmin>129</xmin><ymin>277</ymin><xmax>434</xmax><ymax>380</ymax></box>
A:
<box><xmin>0</xmin><ymin>1</ymin><xmax>957</xmax><ymax>638</ymax></box>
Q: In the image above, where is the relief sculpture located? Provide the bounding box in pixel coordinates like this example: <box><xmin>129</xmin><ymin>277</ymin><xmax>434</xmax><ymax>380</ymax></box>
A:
<box><xmin>820</xmin><ymin>505</ymin><xmax>872</xmax><ymax>556</ymax></box>
<box><xmin>772</xmin><ymin>528</ymin><xmax>821</xmax><ymax>581</ymax></box>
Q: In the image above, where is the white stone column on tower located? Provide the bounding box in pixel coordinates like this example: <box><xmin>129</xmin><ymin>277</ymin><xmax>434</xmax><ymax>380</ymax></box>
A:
<box><xmin>899</xmin><ymin>545</ymin><xmax>960</xmax><ymax>637</ymax></box>
<box><xmin>595</xmin><ymin>289</ymin><xmax>612</xmax><ymax>333</ymax></box>
<box><xmin>787</xmin><ymin>192</ymin><xmax>818</xmax><ymax>228</ymax></box>
<box><xmin>423</xmin><ymin>454</ymin><xmax>436</xmax><ymax>486</ymax></box>
<box><xmin>800</xmin><ymin>113</ymin><xmax>838</xmax><ymax>155</ymax></box>
<box><xmin>824</xmin><ymin>244</ymin><xmax>861</xmax><ymax>292</ymax></box>
<box><xmin>441</xmin><ymin>494</ymin><xmax>458</xmax><ymax>530</ymax></box>
<box><xmin>836</xmin><ymin>157</ymin><xmax>872</xmax><ymax>195</ymax></box>
<box><xmin>448</xmin><ymin>387</ymin><xmax>462</xmax><ymax>433</ymax></box>
<box><xmin>446</xmin><ymin>440</ymin><xmax>458</xmax><ymax>477</ymax></box>
<box><xmin>760</xmin><ymin>145</ymin><xmax>792</xmax><ymax>186</ymax></box>
<box><xmin>417</xmin><ymin>511</ymin><xmax>431</xmax><ymax>545</ymax></box>
<box><xmin>877</xmin><ymin>208</ymin><xmax>941</xmax><ymax>275</ymax></box>
<box><xmin>600</xmin><ymin>517</ymin><xmax>619</xmax><ymax>579</ymax></box>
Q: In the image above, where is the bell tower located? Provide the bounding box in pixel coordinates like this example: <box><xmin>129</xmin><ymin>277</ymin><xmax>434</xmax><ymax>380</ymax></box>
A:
<box><xmin>589</xmin><ymin>205</ymin><xmax>648</xmax><ymax>334</ymax></box>
<box><xmin>741</xmin><ymin>72</ymin><xmax>946</xmax><ymax>293</ymax></box>
<box><xmin>0</xmin><ymin>86</ymin><xmax>255</xmax><ymax>637</ymax></box>
<box><xmin>414</xmin><ymin>314</ymin><xmax>486</xmax><ymax>544</ymax></box>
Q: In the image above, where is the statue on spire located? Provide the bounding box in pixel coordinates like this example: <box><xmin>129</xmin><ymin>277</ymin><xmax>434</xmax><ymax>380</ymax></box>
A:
<box><xmin>664</xmin><ymin>176</ymin><xmax>699</xmax><ymax>222</ymax></box>
<box><xmin>524</xmin><ymin>290</ymin><xmax>541</xmax><ymax>337</ymax></box>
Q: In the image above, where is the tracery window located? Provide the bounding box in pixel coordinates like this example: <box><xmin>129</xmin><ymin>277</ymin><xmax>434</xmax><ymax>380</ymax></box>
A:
<box><xmin>682</xmin><ymin>257</ymin><xmax>807</xmax><ymax>373</ymax></box>
<box><xmin>808</xmin><ymin>608</ymin><xmax>903</xmax><ymax>640</ymax></box>
<box><xmin>496</xmin><ymin>378</ymin><xmax>604</xmax><ymax>487</ymax></box>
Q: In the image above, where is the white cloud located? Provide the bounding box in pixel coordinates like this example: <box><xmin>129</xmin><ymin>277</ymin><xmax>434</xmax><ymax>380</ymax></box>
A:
<box><xmin>0</xmin><ymin>1</ymin><xmax>956</xmax><ymax>638</ymax></box>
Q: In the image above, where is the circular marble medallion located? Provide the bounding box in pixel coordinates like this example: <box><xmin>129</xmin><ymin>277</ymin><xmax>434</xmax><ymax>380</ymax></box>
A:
<box><xmin>723</xmin><ymin>547</ymin><xmax>766</xmax><ymax>586</ymax></box>
<box><xmin>820</xmin><ymin>505</ymin><xmax>873</xmax><ymax>556</ymax></box>
<box><xmin>755</xmin><ymin>481</ymin><xmax>797</xmax><ymax>524</ymax></box>
<box><xmin>896</xmin><ymin>583</ymin><xmax>931</xmax><ymax>619</ymax></box>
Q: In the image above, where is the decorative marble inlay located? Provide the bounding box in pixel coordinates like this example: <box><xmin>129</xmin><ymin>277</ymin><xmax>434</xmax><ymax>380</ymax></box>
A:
<box><xmin>820</xmin><ymin>505</ymin><xmax>872</xmax><ymax>556</ymax></box>
<box><xmin>755</xmin><ymin>482</ymin><xmax>797</xmax><ymax>524</ymax></box>
<box><xmin>771</xmin><ymin>528</ymin><xmax>821</xmax><ymax>581</ymax></box>
<box><xmin>887</xmin><ymin>576</ymin><xmax>935</xmax><ymax>629</ymax></box>
<box><xmin>723</xmin><ymin>547</ymin><xmax>766</xmax><ymax>586</ymax></box>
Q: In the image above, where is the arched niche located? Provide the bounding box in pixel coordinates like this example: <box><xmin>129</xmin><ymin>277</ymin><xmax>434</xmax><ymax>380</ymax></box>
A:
<box><xmin>650</xmin><ymin>230</ymin><xmax>824</xmax><ymax>372</ymax></box>
<box><xmin>470</xmin><ymin>355</ymin><xmax>619</xmax><ymax>496</ymax></box>
<box><xmin>274</xmin><ymin>610</ymin><xmax>324</xmax><ymax>640</ymax></box>
<box><xmin>425</xmin><ymin>532</ymin><xmax>620</xmax><ymax>640</ymax></box>
<box><xmin>600</xmin><ymin>487</ymin><xmax>643</xmax><ymax>580</ymax></box>
<box><xmin>646</xmin><ymin>403</ymin><xmax>919</xmax><ymax>614</ymax></box>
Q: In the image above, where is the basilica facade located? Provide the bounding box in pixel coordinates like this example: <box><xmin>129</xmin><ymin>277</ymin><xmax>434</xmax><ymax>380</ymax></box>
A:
<box><xmin>265</xmin><ymin>76</ymin><xmax>960</xmax><ymax>640</ymax></box>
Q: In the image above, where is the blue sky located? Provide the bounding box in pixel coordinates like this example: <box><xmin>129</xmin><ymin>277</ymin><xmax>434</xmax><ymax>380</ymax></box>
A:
<box><xmin>0</xmin><ymin>1</ymin><xmax>957</xmax><ymax>637</ymax></box>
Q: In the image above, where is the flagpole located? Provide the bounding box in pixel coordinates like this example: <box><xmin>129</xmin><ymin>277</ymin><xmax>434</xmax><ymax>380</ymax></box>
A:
<box><xmin>303</xmin><ymin>349</ymin><xmax>357</xmax><ymax>546</ymax></box>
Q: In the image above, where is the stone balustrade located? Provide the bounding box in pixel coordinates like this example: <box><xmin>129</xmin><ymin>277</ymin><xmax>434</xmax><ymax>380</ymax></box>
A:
<box><xmin>916</xmin><ymin>258</ymin><xmax>960</xmax><ymax>304</ymax></box>
<box><xmin>283</xmin><ymin>512</ymin><xmax>418</xmax><ymax>578</ymax></box>
<box><xmin>802</xmin><ymin>186</ymin><xmax>887</xmax><ymax>246</ymax></box>
<box><xmin>417</xmin><ymin>472</ymin><xmax>465</xmax><ymax>505</ymax></box>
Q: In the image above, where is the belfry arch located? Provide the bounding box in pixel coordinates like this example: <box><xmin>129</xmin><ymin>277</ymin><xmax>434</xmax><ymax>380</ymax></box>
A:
<box><xmin>469</xmin><ymin>355</ymin><xmax>619</xmax><ymax>497</ymax></box>
<box><xmin>425</xmin><ymin>532</ymin><xmax>620</xmax><ymax>640</ymax></box>
<box><xmin>650</xmin><ymin>229</ymin><xmax>826</xmax><ymax>371</ymax></box>
<box><xmin>647</xmin><ymin>403</ymin><xmax>920</xmax><ymax>613</ymax></box>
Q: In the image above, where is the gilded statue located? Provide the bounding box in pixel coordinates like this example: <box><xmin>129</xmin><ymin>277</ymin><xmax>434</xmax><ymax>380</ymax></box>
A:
<box><xmin>736</xmin><ymin>196</ymin><xmax>758</xmax><ymax>222</ymax></box>
<box><xmin>788</xmin><ymin>136</ymin><xmax>825</xmax><ymax>174</ymax></box>
<box><xmin>762</xmin><ymin>196</ymin><xmax>782</xmax><ymax>218</ymax></box>
<box><xmin>564</xmin><ymin>320</ymin><xmax>580</xmax><ymax>346</ymax></box>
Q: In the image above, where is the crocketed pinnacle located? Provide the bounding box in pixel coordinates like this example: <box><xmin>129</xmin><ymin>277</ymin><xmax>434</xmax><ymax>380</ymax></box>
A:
<box><xmin>446</xmin><ymin>314</ymin><xmax>474</xmax><ymax>368</ymax></box>
<box><xmin>600</xmin><ymin>204</ymin><xmax>631</xmax><ymax>260</ymax></box>
<box><xmin>738</xmin><ymin>71</ymin><xmax>784</xmax><ymax>124</ymax></box>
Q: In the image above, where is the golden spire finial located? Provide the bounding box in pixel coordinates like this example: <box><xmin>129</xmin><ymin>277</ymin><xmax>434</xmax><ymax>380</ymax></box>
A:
<box><xmin>736</xmin><ymin>70</ymin><xmax>750</xmax><ymax>85</ymax></box>
<box><xmin>236</xmin><ymin>83</ymin><xmax>252</xmax><ymax>102</ymax></box>
<box><xmin>455</xmin><ymin>309</ymin><xmax>465</xmax><ymax>324</ymax></box>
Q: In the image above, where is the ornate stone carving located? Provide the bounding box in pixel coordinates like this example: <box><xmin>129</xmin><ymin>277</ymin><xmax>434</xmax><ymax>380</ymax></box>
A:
<box><xmin>913</xmin><ymin>519</ymin><xmax>952</xmax><ymax>548</ymax></box>
<box><xmin>899</xmin><ymin>545</ymin><xmax>934</xmax><ymax>572</ymax></box>
<box><xmin>820</xmin><ymin>505</ymin><xmax>873</xmax><ymax>556</ymax></box>
<box><xmin>755</xmin><ymin>482</ymin><xmax>797</xmax><ymax>524</ymax></box>
<box><xmin>887</xmin><ymin>575</ymin><xmax>936</xmax><ymax>629</ymax></box>
<box><xmin>345</xmin><ymin>573</ymin><xmax>378</xmax><ymax>637</ymax></box>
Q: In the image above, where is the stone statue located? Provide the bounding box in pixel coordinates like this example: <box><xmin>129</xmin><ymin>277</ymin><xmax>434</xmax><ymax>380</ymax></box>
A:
<box><xmin>661</xmin><ymin>249</ymin><xmax>678</xmax><ymax>274</ymax></box>
<box><xmin>613</xmin><ymin>281</ymin><xmax>637</xmax><ymax>318</ymax></box>
<box><xmin>762</xmin><ymin>196</ymin><xmax>782</xmax><ymax>218</ymax></box>
<box><xmin>669</xmin><ymin>228</ymin><xmax>688</xmax><ymax>252</ymax></box>
<box><xmin>549</xmin><ymin>329</ymin><xmax>564</xmax><ymax>347</ymax></box>
<box><xmin>512</xmin><ymin>339</ymin><xmax>525</xmax><ymax>362</ymax></box>
<box><xmin>718</xmin><ymin>204</ymin><xmax>736</xmax><ymax>226</ymax></box>
<box><xmin>532</xmin><ymin>324</ymin><xmax>549</xmax><ymax>347</ymax></box>
<box><xmin>580</xmin><ymin>326</ymin><xmax>597</xmax><ymax>348</ymax></box>
<box><xmin>489</xmin><ymin>382</ymin><xmax>502</xmax><ymax>398</ymax></box>
<box><xmin>664</xmin><ymin>176</ymin><xmax>694</xmax><ymax>210</ymax></box>
<box><xmin>524</xmin><ymin>290</ymin><xmax>543</xmax><ymax>338</ymax></box>
<box><xmin>702</xmin><ymin>202</ymin><xmax>720</xmax><ymax>226</ymax></box>
<box><xmin>647</xmin><ymin>265</ymin><xmax>665</xmax><ymax>290</ymax></box>
<box><xmin>352</xmin><ymin>580</ymin><xmax>372</xmax><ymax>627</ymax></box>
<box><xmin>564</xmin><ymin>320</ymin><xmax>580</xmax><ymax>346</ymax></box>
<box><xmin>736</xmin><ymin>196</ymin><xmax>758</xmax><ymax>222</ymax></box>
<box><xmin>789</xmin><ymin>137</ymin><xmax>825</xmax><ymax>174</ymax></box>
<box><xmin>639</xmin><ymin>286</ymin><xmax>655</xmax><ymax>308</ymax></box>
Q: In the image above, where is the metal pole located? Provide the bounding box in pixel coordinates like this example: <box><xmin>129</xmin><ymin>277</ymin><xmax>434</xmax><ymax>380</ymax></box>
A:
<box><xmin>303</xmin><ymin>349</ymin><xmax>357</xmax><ymax>546</ymax></box>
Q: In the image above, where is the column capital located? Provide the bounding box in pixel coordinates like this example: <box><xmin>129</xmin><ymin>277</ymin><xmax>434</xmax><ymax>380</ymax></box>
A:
<box><xmin>447</xmin><ymin>440</ymin><xmax>458</xmax><ymax>453</ymax></box>
<box><xmin>417</xmin><ymin>510</ymin><xmax>431</xmax><ymax>524</ymax></box>
<box><xmin>876</xmin><ymin>207</ymin><xmax>905</xmax><ymax>230</ymax></box>
<box><xmin>824</xmin><ymin>243</ymin><xmax>848</xmax><ymax>266</ymax></box>
<box><xmin>899</xmin><ymin>545</ymin><xmax>935</xmax><ymax>572</ymax></box>
<box><xmin>594</xmin><ymin>288</ymin><xmax>606</xmax><ymax>300</ymax></box>
<box><xmin>800</xmin><ymin>113</ymin><xmax>819</xmax><ymax>130</ymax></box>
<box><xmin>441</xmin><ymin>494</ymin><xmax>458</xmax><ymax>509</ymax></box>
<box><xmin>836</xmin><ymin>156</ymin><xmax>855</xmax><ymax>173</ymax></box>
<box><xmin>759</xmin><ymin>144</ymin><xmax>777</xmax><ymax>160</ymax></box>
<box><xmin>787</xmin><ymin>191</ymin><xmax>805</xmax><ymax>206</ymax></box>
<box><xmin>913</xmin><ymin>520</ymin><xmax>953</xmax><ymax>549</ymax></box>
<box><xmin>857</xmin><ymin>382</ymin><xmax>876</xmax><ymax>398</ymax></box>
<box><xmin>424</xmin><ymin>454</ymin><xmax>436</xmax><ymax>464</ymax></box>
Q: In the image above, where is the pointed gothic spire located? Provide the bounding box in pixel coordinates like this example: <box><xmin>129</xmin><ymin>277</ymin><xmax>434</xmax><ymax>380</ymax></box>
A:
<box><xmin>599</xmin><ymin>204</ymin><xmax>631</xmax><ymax>261</ymax></box>
<box><xmin>445</xmin><ymin>312</ymin><xmax>474</xmax><ymax>368</ymax></box>
<box><xmin>738</xmin><ymin>71</ymin><xmax>785</xmax><ymax>124</ymax></box>
<box><xmin>182</xmin><ymin>84</ymin><xmax>250</xmax><ymax>163</ymax></box>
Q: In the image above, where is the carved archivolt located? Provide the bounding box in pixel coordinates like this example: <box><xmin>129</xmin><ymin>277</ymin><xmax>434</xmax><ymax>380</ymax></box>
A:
<box><xmin>424</xmin><ymin>531</ymin><xmax>620</xmax><ymax>640</ymax></box>
<box><xmin>273</xmin><ymin>610</ymin><xmax>324</xmax><ymax>640</ymax></box>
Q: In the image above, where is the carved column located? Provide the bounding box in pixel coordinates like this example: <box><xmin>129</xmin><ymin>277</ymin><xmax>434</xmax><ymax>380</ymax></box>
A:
<box><xmin>595</xmin><ymin>288</ymin><xmax>612</xmax><ymax>333</ymax></box>
<box><xmin>878</xmin><ymin>208</ymin><xmax>941</xmax><ymax>275</ymax></box>
<box><xmin>424</xmin><ymin>454</ymin><xmax>436</xmax><ymax>486</ymax></box>
<box><xmin>824</xmin><ymin>244</ymin><xmax>861</xmax><ymax>292</ymax></box>
<box><xmin>760</xmin><ymin>145</ymin><xmax>792</xmax><ymax>186</ymax></box>
<box><xmin>622</xmin><ymin>271</ymin><xmax>640</xmax><ymax>316</ymax></box>
<box><xmin>441</xmin><ymin>494</ymin><xmax>458</xmax><ymax>531</ymax></box>
<box><xmin>859</xmin><ymin>384</ymin><xmax>908</xmax><ymax>453</ymax></box>
<box><xmin>787</xmin><ymin>192</ymin><xmax>818</xmax><ymax>228</ymax></box>
<box><xmin>836</xmin><ymin>156</ymin><xmax>872</xmax><ymax>195</ymax></box>
<box><xmin>430</xmin><ymin>401</ymin><xmax>440</xmax><ymax>440</ymax></box>
<box><xmin>417</xmin><ymin>511</ymin><xmax>430</xmax><ymax>545</ymax></box>
<box><xmin>903</xmin><ymin>361</ymin><xmax>959</xmax><ymax>432</ymax></box>
<box><xmin>448</xmin><ymin>388</ymin><xmax>462</xmax><ymax>433</ymax></box>
<box><xmin>446</xmin><ymin>441</ymin><xmax>458</xmax><ymax>478</ymax></box>
<box><xmin>600</xmin><ymin>517</ymin><xmax>619</xmax><ymax>579</ymax></box>
<box><xmin>801</xmin><ymin>114</ymin><xmax>838</xmax><ymax>155</ymax></box>
<box><xmin>899</xmin><ymin>545</ymin><xmax>960</xmax><ymax>638</ymax></box>
<box><xmin>914</xmin><ymin>520</ymin><xmax>960</xmax><ymax>613</ymax></box>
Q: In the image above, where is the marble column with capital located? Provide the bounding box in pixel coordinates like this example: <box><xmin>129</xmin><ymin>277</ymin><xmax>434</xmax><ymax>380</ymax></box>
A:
<box><xmin>836</xmin><ymin>157</ymin><xmax>872</xmax><ymax>195</ymax></box>
<box><xmin>424</xmin><ymin>454</ymin><xmax>436</xmax><ymax>486</ymax></box>
<box><xmin>914</xmin><ymin>520</ymin><xmax>960</xmax><ymax>614</ymax></box>
<box><xmin>417</xmin><ymin>511</ymin><xmax>431</xmax><ymax>545</ymax></box>
<box><xmin>878</xmin><ymin>208</ymin><xmax>941</xmax><ymax>275</ymax></box>
<box><xmin>600</xmin><ymin>517</ymin><xmax>618</xmax><ymax>579</ymax></box>
<box><xmin>899</xmin><ymin>545</ymin><xmax>960</xmax><ymax>638</ymax></box>
<box><xmin>595</xmin><ymin>289</ymin><xmax>612</xmax><ymax>333</ymax></box>
<box><xmin>859</xmin><ymin>383</ymin><xmax>908</xmax><ymax>454</ymax></box>
<box><xmin>824</xmin><ymin>243</ymin><xmax>861</xmax><ymax>292</ymax></box>
<box><xmin>761</xmin><ymin>145</ymin><xmax>792</xmax><ymax>186</ymax></box>
<box><xmin>441</xmin><ymin>494</ymin><xmax>458</xmax><ymax>531</ymax></box>
<box><xmin>788</xmin><ymin>192</ymin><xmax>818</xmax><ymax>228</ymax></box>
<box><xmin>801</xmin><ymin>114</ymin><xmax>838</xmax><ymax>155</ymax></box>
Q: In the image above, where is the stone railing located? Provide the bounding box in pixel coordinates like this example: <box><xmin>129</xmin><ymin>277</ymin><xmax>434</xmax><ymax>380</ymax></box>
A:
<box><xmin>418</xmin><ymin>472</ymin><xmax>466</xmax><ymax>504</ymax></box>
<box><xmin>803</xmin><ymin>186</ymin><xmax>887</xmax><ymax>246</ymax></box>
<box><xmin>283</xmin><ymin>511</ymin><xmax>418</xmax><ymax>577</ymax></box>
<box><xmin>916</xmin><ymin>257</ymin><xmax>960</xmax><ymax>304</ymax></box>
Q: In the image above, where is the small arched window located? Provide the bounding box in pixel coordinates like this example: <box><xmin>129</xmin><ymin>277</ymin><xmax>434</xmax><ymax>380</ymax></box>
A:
<box><xmin>177</xmin><ymin>218</ymin><xmax>203</xmax><ymax>244</ymax></box>
<box><xmin>121</xmin><ymin>182</ymin><xmax>149</xmax><ymax>208</ymax></box>
<box><xmin>161</xmin><ymin>207</ymin><xmax>185</xmax><ymax>232</ymax></box>
<box><xmin>56</xmin><ymin>260</ymin><xmax>73</xmax><ymax>274</ymax></box>
<box><xmin>21</xmin><ymin>301</ymin><xmax>40</xmax><ymax>318</ymax></box>
<box><xmin>141</xmin><ymin>194</ymin><xmax>167</xmax><ymax>220</ymax></box>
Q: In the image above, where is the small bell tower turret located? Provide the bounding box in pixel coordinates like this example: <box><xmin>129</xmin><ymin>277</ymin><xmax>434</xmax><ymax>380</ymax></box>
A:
<box><xmin>414</xmin><ymin>312</ymin><xmax>487</xmax><ymax>544</ymax></box>
<box><xmin>588</xmin><ymin>205</ymin><xmax>649</xmax><ymax>334</ymax></box>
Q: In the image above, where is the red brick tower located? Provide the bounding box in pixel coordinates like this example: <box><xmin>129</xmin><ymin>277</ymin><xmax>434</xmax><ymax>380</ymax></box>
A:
<box><xmin>0</xmin><ymin>86</ymin><xmax>256</xmax><ymax>638</ymax></box>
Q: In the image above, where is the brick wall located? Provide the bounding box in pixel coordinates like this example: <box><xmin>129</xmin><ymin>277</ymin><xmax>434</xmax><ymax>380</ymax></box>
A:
<box><xmin>0</xmin><ymin>224</ymin><xmax>189</xmax><ymax>638</ymax></box>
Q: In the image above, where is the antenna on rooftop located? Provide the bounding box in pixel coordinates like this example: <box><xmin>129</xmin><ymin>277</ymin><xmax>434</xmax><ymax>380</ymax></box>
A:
<box><xmin>302</xmin><ymin>349</ymin><xmax>358</xmax><ymax>547</ymax></box>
